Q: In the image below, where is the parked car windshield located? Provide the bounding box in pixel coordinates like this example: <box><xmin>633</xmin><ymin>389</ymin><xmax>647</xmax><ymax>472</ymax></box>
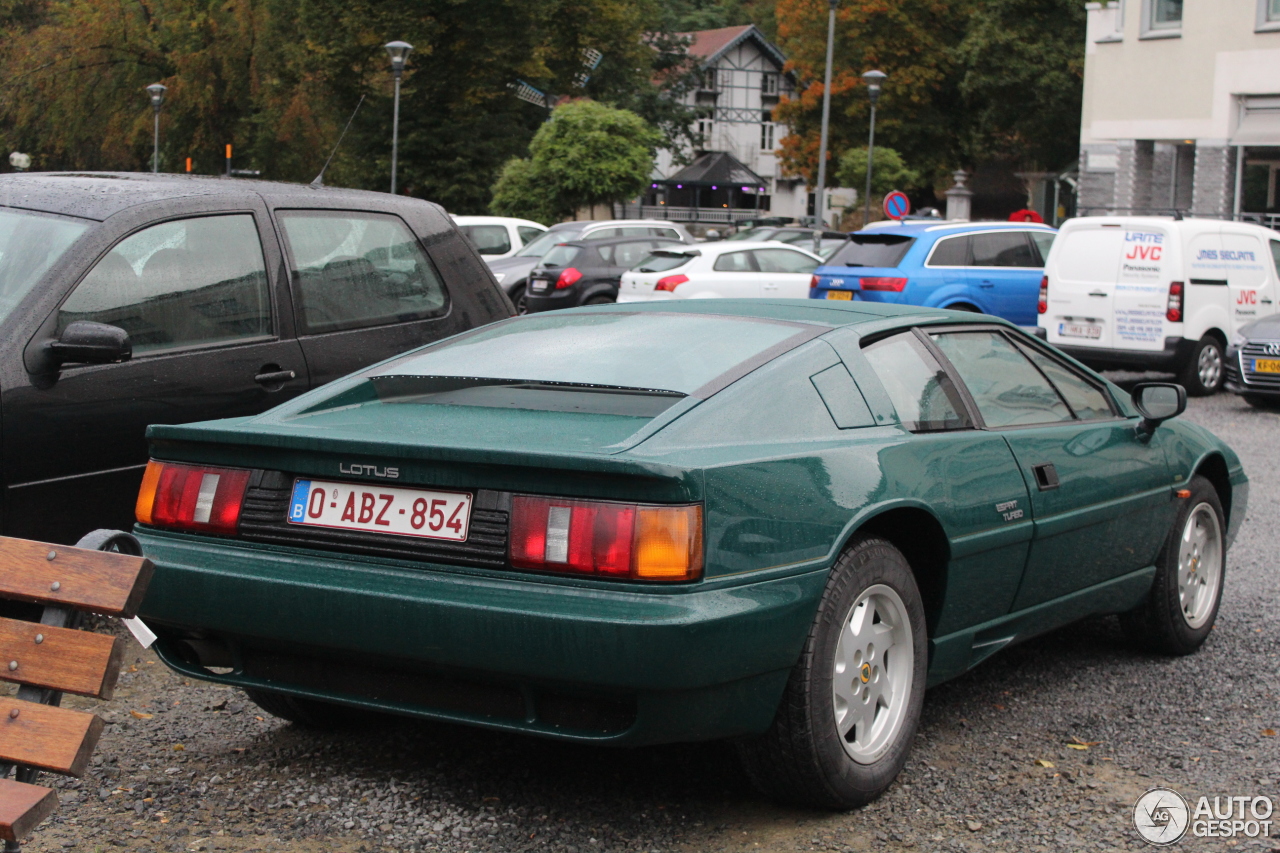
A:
<box><xmin>516</xmin><ymin>227</ymin><xmax>582</xmax><ymax>258</ymax></box>
<box><xmin>372</xmin><ymin>312</ymin><xmax>806</xmax><ymax>395</ymax></box>
<box><xmin>0</xmin><ymin>209</ymin><xmax>88</xmax><ymax>325</ymax></box>
<box><xmin>635</xmin><ymin>251</ymin><xmax>696</xmax><ymax>273</ymax></box>
<box><xmin>826</xmin><ymin>234</ymin><xmax>915</xmax><ymax>267</ymax></box>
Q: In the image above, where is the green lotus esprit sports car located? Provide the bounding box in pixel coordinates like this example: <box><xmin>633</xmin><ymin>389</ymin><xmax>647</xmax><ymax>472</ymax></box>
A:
<box><xmin>132</xmin><ymin>300</ymin><xmax>1246</xmax><ymax>809</ymax></box>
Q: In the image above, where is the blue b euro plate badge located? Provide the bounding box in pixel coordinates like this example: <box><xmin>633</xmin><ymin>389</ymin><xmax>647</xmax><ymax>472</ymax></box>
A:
<box><xmin>288</xmin><ymin>479</ymin><xmax>311</xmax><ymax>523</ymax></box>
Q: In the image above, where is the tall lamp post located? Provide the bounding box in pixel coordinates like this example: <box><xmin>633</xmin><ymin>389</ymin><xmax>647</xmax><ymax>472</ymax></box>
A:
<box><xmin>385</xmin><ymin>40</ymin><xmax>413</xmax><ymax>194</ymax></box>
<box><xmin>146</xmin><ymin>83</ymin><xmax>167</xmax><ymax>174</ymax></box>
<box><xmin>861</xmin><ymin>70</ymin><xmax>886</xmax><ymax>227</ymax></box>
<box><xmin>812</xmin><ymin>0</ymin><xmax>838</xmax><ymax>252</ymax></box>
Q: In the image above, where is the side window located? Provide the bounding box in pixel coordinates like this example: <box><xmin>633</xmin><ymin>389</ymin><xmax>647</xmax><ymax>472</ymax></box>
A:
<box><xmin>931</xmin><ymin>330</ymin><xmax>1072</xmax><ymax>427</ymax></box>
<box><xmin>1012</xmin><ymin>339</ymin><xmax>1116</xmax><ymax>420</ymax></box>
<box><xmin>927</xmin><ymin>235</ymin><xmax>969</xmax><ymax>266</ymax></box>
<box><xmin>58</xmin><ymin>214</ymin><xmax>271</xmax><ymax>354</ymax></box>
<box><xmin>970</xmin><ymin>232</ymin><xmax>1039</xmax><ymax>267</ymax></box>
<box><xmin>713</xmin><ymin>251</ymin><xmax>758</xmax><ymax>272</ymax></box>
<box><xmin>863</xmin><ymin>332</ymin><xmax>972</xmax><ymax>432</ymax></box>
<box><xmin>587</xmin><ymin>228</ymin><xmax>620</xmax><ymax>239</ymax></box>
<box><xmin>1270</xmin><ymin>240</ymin><xmax>1280</xmax><ymax>281</ymax></box>
<box><xmin>277</xmin><ymin>211</ymin><xmax>447</xmax><ymax>335</ymax></box>
<box><xmin>460</xmin><ymin>225</ymin><xmax>511</xmax><ymax>256</ymax></box>
<box><xmin>1029</xmin><ymin>230</ymin><xmax>1056</xmax><ymax>265</ymax></box>
<box><xmin>753</xmin><ymin>248</ymin><xmax>819</xmax><ymax>274</ymax></box>
<box><xmin>650</xmin><ymin>228</ymin><xmax>680</xmax><ymax>240</ymax></box>
<box><xmin>517</xmin><ymin>226</ymin><xmax>545</xmax><ymax>245</ymax></box>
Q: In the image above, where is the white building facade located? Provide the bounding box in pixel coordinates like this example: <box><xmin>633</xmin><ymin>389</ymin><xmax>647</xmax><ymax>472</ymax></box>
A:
<box><xmin>1079</xmin><ymin>0</ymin><xmax>1280</xmax><ymax>224</ymax></box>
<box><xmin>636</xmin><ymin>25</ymin><xmax>821</xmax><ymax>225</ymax></box>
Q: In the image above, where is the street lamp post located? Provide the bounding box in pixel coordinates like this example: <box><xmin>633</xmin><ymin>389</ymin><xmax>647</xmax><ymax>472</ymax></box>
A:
<box><xmin>146</xmin><ymin>83</ymin><xmax>167</xmax><ymax>174</ymax></box>
<box><xmin>861</xmin><ymin>70</ymin><xmax>886</xmax><ymax>227</ymax></box>
<box><xmin>385</xmin><ymin>40</ymin><xmax>413</xmax><ymax>194</ymax></box>
<box><xmin>812</xmin><ymin>0</ymin><xmax>838</xmax><ymax>253</ymax></box>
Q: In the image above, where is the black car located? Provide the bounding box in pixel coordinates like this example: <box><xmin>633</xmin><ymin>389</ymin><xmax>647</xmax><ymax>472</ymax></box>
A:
<box><xmin>0</xmin><ymin>172</ymin><xmax>510</xmax><ymax>544</ymax></box>
<box><xmin>524</xmin><ymin>236</ymin><xmax>684</xmax><ymax>312</ymax></box>
<box><xmin>487</xmin><ymin>220</ymin><xmax>695</xmax><ymax>312</ymax></box>
<box><xmin>1225</xmin><ymin>315</ymin><xmax>1280</xmax><ymax>406</ymax></box>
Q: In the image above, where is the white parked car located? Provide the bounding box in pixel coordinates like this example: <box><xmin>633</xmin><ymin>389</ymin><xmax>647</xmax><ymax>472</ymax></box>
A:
<box><xmin>452</xmin><ymin>216</ymin><xmax>547</xmax><ymax>261</ymax></box>
<box><xmin>617</xmin><ymin>241</ymin><xmax>822</xmax><ymax>301</ymax></box>
<box><xmin>1039</xmin><ymin>216</ymin><xmax>1280</xmax><ymax>395</ymax></box>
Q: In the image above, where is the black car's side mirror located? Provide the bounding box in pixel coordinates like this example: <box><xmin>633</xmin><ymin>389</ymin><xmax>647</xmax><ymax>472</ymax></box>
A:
<box><xmin>46</xmin><ymin>322</ymin><xmax>132</xmax><ymax>367</ymax></box>
<box><xmin>1132</xmin><ymin>382</ymin><xmax>1186</xmax><ymax>438</ymax></box>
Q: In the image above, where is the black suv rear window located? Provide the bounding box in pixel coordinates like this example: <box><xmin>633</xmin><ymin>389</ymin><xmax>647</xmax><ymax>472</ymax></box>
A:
<box><xmin>826</xmin><ymin>235</ymin><xmax>915</xmax><ymax>268</ymax></box>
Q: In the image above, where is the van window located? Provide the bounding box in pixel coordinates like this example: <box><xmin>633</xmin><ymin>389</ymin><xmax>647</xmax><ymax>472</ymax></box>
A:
<box><xmin>1271</xmin><ymin>240</ymin><xmax>1280</xmax><ymax>280</ymax></box>
<box><xmin>1055</xmin><ymin>229</ymin><xmax>1123</xmax><ymax>283</ymax></box>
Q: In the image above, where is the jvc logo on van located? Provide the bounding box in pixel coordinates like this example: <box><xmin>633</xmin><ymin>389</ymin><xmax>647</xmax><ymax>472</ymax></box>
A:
<box><xmin>1238</xmin><ymin>291</ymin><xmax>1258</xmax><ymax>305</ymax></box>
<box><xmin>1125</xmin><ymin>232</ymin><xmax>1164</xmax><ymax>262</ymax></box>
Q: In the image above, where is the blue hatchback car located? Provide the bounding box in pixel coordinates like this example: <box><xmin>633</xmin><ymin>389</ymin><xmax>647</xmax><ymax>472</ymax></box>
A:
<box><xmin>808</xmin><ymin>221</ymin><xmax>1057</xmax><ymax>327</ymax></box>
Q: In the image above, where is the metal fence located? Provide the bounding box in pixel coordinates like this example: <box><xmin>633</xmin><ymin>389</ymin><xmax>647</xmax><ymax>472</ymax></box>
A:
<box><xmin>614</xmin><ymin>204</ymin><xmax>766</xmax><ymax>224</ymax></box>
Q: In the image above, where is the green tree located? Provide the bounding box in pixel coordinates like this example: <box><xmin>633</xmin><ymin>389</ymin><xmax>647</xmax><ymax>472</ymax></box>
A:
<box><xmin>835</xmin><ymin>146</ymin><xmax>919</xmax><ymax>198</ymax></box>
<box><xmin>491</xmin><ymin>100</ymin><xmax>661</xmax><ymax>221</ymax></box>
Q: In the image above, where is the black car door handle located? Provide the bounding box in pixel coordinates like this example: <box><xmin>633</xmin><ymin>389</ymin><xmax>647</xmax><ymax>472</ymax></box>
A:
<box><xmin>254</xmin><ymin>369</ymin><xmax>297</xmax><ymax>385</ymax></box>
<box><xmin>1033</xmin><ymin>462</ymin><xmax>1059</xmax><ymax>491</ymax></box>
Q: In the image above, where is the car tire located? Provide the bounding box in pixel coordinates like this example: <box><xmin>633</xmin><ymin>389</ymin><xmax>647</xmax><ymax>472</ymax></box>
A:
<box><xmin>1179</xmin><ymin>337</ymin><xmax>1225</xmax><ymax>396</ymax></box>
<box><xmin>584</xmin><ymin>295</ymin><xmax>614</xmax><ymax>305</ymax></box>
<box><xmin>243</xmin><ymin>688</ymin><xmax>365</xmax><ymax>729</ymax></box>
<box><xmin>509</xmin><ymin>284</ymin><xmax>529</xmax><ymax>315</ymax></box>
<box><xmin>736</xmin><ymin>536</ymin><xmax>927</xmax><ymax>809</ymax></box>
<box><xmin>1119</xmin><ymin>475</ymin><xmax>1226</xmax><ymax>656</ymax></box>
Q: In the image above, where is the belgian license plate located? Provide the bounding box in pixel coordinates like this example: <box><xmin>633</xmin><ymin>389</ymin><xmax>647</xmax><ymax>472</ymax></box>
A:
<box><xmin>825</xmin><ymin>290</ymin><xmax>853</xmax><ymax>300</ymax></box>
<box><xmin>1253</xmin><ymin>358</ymin><xmax>1280</xmax><ymax>374</ymax></box>
<box><xmin>1059</xmin><ymin>322</ymin><xmax>1102</xmax><ymax>339</ymax></box>
<box><xmin>288</xmin><ymin>479</ymin><xmax>472</xmax><ymax>542</ymax></box>
<box><xmin>530</xmin><ymin>278</ymin><xmax>549</xmax><ymax>293</ymax></box>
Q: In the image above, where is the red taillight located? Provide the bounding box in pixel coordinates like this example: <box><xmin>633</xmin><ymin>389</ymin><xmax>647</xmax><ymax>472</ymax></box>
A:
<box><xmin>810</xmin><ymin>274</ymin><xmax>820</xmax><ymax>291</ymax></box>
<box><xmin>1167</xmin><ymin>281</ymin><xmax>1183</xmax><ymax>322</ymax></box>
<box><xmin>135</xmin><ymin>460</ymin><xmax>250</xmax><ymax>535</ymax></box>
<box><xmin>859</xmin><ymin>277</ymin><xmax>908</xmax><ymax>292</ymax></box>
<box><xmin>555</xmin><ymin>267</ymin><xmax>583</xmax><ymax>289</ymax></box>
<box><xmin>1037</xmin><ymin>275</ymin><xmax>1048</xmax><ymax>314</ymax></box>
<box><xmin>510</xmin><ymin>495</ymin><xmax>703</xmax><ymax>581</ymax></box>
<box><xmin>655</xmin><ymin>274</ymin><xmax>688</xmax><ymax>293</ymax></box>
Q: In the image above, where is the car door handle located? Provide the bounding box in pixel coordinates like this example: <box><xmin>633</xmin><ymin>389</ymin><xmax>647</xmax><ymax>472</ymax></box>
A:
<box><xmin>254</xmin><ymin>369</ymin><xmax>297</xmax><ymax>385</ymax></box>
<box><xmin>1032</xmin><ymin>462</ymin><xmax>1060</xmax><ymax>491</ymax></box>
<box><xmin>979</xmin><ymin>280</ymin><xmax>994</xmax><ymax>288</ymax></box>
<box><xmin>1089</xmin><ymin>291</ymin><xmax>1107</xmax><ymax>297</ymax></box>
<box><xmin>1263</xmin><ymin>298</ymin><xmax>1274</xmax><ymax>304</ymax></box>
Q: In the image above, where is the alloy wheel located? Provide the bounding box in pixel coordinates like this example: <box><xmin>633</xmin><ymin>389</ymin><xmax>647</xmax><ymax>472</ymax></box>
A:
<box><xmin>1198</xmin><ymin>344</ymin><xmax>1223</xmax><ymax>390</ymax></box>
<box><xmin>1177</xmin><ymin>502</ymin><xmax>1223</xmax><ymax>629</ymax></box>
<box><xmin>832</xmin><ymin>584</ymin><xmax>915</xmax><ymax>764</ymax></box>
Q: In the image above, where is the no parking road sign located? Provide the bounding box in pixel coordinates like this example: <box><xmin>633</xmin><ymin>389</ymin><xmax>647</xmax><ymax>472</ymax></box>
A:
<box><xmin>883</xmin><ymin>191</ymin><xmax>910</xmax><ymax>220</ymax></box>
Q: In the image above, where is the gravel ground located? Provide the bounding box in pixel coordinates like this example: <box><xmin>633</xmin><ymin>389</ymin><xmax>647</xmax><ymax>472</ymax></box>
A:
<box><xmin>13</xmin><ymin>382</ymin><xmax>1280</xmax><ymax>853</ymax></box>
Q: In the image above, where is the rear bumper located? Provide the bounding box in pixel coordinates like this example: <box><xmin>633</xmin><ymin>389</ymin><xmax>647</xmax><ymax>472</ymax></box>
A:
<box><xmin>135</xmin><ymin>529</ymin><xmax>824</xmax><ymax>745</ymax></box>
<box><xmin>1053</xmin><ymin>337</ymin><xmax>1195</xmax><ymax>372</ymax></box>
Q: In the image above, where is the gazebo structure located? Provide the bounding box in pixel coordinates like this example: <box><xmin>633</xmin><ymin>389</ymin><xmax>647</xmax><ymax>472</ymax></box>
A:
<box><xmin>647</xmin><ymin>152</ymin><xmax>770</xmax><ymax>221</ymax></box>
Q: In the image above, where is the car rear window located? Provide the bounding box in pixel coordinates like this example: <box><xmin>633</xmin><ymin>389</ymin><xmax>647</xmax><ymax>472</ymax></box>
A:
<box><xmin>540</xmin><ymin>245</ymin><xmax>582</xmax><ymax>267</ymax></box>
<box><xmin>635</xmin><ymin>251</ymin><xmax>695</xmax><ymax>273</ymax></box>
<box><xmin>826</xmin><ymin>235</ymin><xmax>914</xmax><ymax>268</ymax></box>
<box><xmin>371</xmin><ymin>312</ymin><xmax>810</xmax><ymax>396</ymax></box>
<box><xmin>516</xmin><ymin>228</ymin><xmax>582</xmax><ymax>258</ymax></box>
<box><xmin>459</xmin><ymin>224</ymin><xmax>511</xmax><ymax>255</ymax></box>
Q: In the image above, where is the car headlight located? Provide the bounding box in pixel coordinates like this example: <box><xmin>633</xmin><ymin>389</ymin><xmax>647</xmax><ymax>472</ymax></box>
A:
<box><xmin>493</xmin><ymin>272</ymin><xmax>506</xmax><ymax>284</ymax></box>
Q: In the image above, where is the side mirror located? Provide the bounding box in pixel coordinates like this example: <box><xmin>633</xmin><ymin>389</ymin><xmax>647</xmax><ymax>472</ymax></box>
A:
<box><xmin>47</xmin><ymin>322</ymin><xmax>132</xmax><ymax>366</ymax></box>
<box><xmin>1132</xmin><ymin>382</ymin><xmax>1186</xmax><ymax>438</ymax></box>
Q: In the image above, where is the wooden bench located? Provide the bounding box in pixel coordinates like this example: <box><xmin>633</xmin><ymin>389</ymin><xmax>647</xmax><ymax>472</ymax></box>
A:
<box><xmin>0</xmin><ymin>531</ymin><xmax>153</xmax><ymax>851</ymax></box>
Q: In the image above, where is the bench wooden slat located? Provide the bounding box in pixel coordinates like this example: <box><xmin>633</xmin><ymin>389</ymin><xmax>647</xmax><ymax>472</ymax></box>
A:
<box><xmin>0</xmin><ymin>779</ymin><xmax>57</xmax><ymax>842</ymax></box>
<box><xmin>0</xmin><ymin>698</ymin><xmax>103</xmax><ymax>777</ymax></box>
<box><xmin>0</xmin><ymin>617</ymin><xmax>123</xmax><ymax>700</ymax></box>
<box><xmin>0</xmin><ymin>537</ymin><xmax>154</xmax><ymax>617</ymax></box>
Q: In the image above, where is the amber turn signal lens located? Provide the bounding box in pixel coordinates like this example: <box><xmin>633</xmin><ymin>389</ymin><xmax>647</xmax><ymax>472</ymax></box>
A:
<box><xmin>633</xmin><ymin>505</ymin><xmax>703</xmax><ymax>580</ymax></box>
<box><xmin>135</xmin><ymin>460</ymin><xmax>164</xmax><ymax>524</ymax></box>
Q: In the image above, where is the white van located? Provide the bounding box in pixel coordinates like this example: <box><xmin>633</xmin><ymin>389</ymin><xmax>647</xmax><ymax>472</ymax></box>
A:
<box><xmin>1039</xmin><ymin>216</ymin><xmax>1279</xmax><ymax>395</ymax></box>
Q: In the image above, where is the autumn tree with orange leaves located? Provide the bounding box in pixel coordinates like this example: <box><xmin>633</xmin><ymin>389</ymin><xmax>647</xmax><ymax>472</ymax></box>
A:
<box><xmin>772</xmin><ymin>0</ymin><xmax>1084</xmax><ymax>196</ymax></box>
